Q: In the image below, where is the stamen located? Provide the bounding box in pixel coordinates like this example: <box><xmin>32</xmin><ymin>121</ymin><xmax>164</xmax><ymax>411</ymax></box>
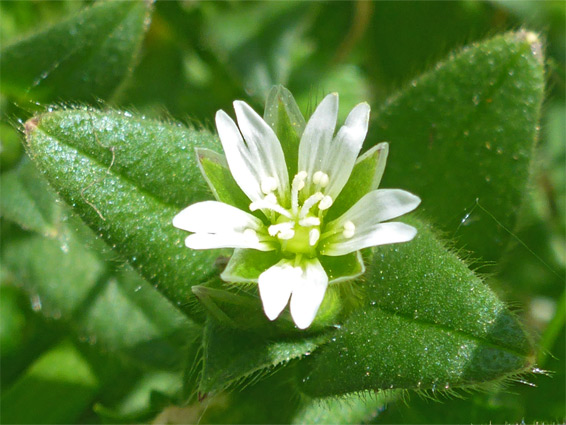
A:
<box><xmin>264</xmin><ymin>193</ymin><xmax>277</xmax><ymax>204</ymax></box>
<box><xmin>299</xmin><ymin>216</ymin><xmax>320</xmax><ymax>227</ymax></box>
<box><xmin>313</xmin><ymin>171</ymin><xmax>330</xmax><ymax>188</ymax></box>
<box><xmin>299</xmin><ymin>192</ymin><xmax>324</xmax><ymax>218</ymax></box>
<box><xmin>277</xmin><ymin>229</ymin><xmax>295</xmax><ymax>240</ymax></box>
<box><xmin>243</xmin><ymin>228</ymin><xmax>259</xmax><ymax>243</ymax></box>
<box><xmin>318</xmin><ymin>195</ymin><xmax>333</xmax><ymax>210</ymax></box>
<box><xmin>268</xmin><ymin>222</ymin><xmax>294</xmax><ymax>237</ymax></box>
<box><xmin>249</xmin><ymin>200</ymin><xmax>292</xmax><ymax>218</ymax></box>
<box><xmin>291</xmin><ymin>172</ymin><xmax>308</xmax><ymax>214</ymax></box>
<box><xmin>342</xmin><ymin>221</ymin><xmax>355</xmax><ymax>239</ymax></box>
<box><xmin>260</xmin><ymin>176</ymin><xmax>278</xmax><ymax>195</ymax></box>
<box><xmin>309</xmin><ymin>228</ymin><xmax>320</xmax><ymax>246</ymax></box>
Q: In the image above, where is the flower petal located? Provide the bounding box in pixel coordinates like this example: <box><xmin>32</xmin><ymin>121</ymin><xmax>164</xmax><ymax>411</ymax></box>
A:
<box><xmin>234</xmin><ymin>101</ymin><xmax>290</xmax><ymax>202</ymax></box>
<box><xmin>328</xmin><ymin>189</ymin><xmax>421</xmax><ymax>229</ymax></box>
<box><xmin>323</xmin><ymin>102</ymin><xmax>370</xmax><ymax>200</ymax></box>
<box><xmin>258</xmin><ymin>260</ymin><xmax>298</xmax><ymax>321</ymax></box>
<box><xmin>298</xmin><ymin>93</ymin><xmax>339</xmax><ymax>194</ymax></box>
<box><xmin>215</xmin><ymin>110</ymin><xmax>264</xmax><ymax>203</ymax></box>
<box><xmin>173</xmin><ymin>200</ymin><xmax>263</xmax><ymax>233</ymax></box>
<box><xmin>290</xmin><ymin>258</ymin><xmax>328</xmax><ymax>329</ymax></box>
<box><xmin>321</xmin><ymin>222</ymin><xmax>417</xmax><ymax>256</ymax></box>
<box><xmin>173</xmin><ymin>201</ymin><xmax>273</xmax><ymax>251</ymax></box>
<box><xmin>320</xmin><ymin>189</ymin><xmax>420</xmax><ymax>256</ymax></box>
<box><xmin>184</xmin><ymin>233</ymin><xmax>272</xmax><ymax>251</ymax></box>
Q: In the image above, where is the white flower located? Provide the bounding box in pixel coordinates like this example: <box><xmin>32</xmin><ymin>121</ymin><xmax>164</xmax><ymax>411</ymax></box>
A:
<box><xmin>173</xmin><ymin>93</ymin><xmax>420</xmax><ymax>329</ymax></box>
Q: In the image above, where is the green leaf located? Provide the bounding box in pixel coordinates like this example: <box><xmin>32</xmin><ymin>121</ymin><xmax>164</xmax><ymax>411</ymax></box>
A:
<box><xmin>0</xmin><ymin>1</ymin><xmax>152</xmax><ymax>103</ymax></box>
<box><xmin>292</xmin><ymin>390</ymin><xmax>399</xmax><ymax>424</ymax></box>
<box><xmin>199</xmin><ymin>318</ymin><xmax>330</xmax><ymax>395</ymax></box>
<box><xmin>1</xmin><ymin>159</ymin><xmax>64</xmax><ymax>237</ymax></box>
<box><xmin>369</xmin><ymin>31</ymin><xmax>545</xmax><ymax>261</ymax></box>
<box><xmin>24</xmin><ymin>109</ymin><xmax>223</xmax><ymax>318</ymax></box>
<box><xmin>1</xmin><ymin>340</ymin><xmax>98</xmax><ymax>424</ymax></box>
<box><xmin>298</xmin><ymin>218</ymin><xmax>534</xmax><ymax>397</ymax></box>
<box><xmin>201</xmin><ymin>2</ymin><xmax>311</xmax><ymax>100</ymax></box>
<box><xmin>1</xmin><ymin>157</ymin><xmax>200</xmax><ymax>370</ymax></box>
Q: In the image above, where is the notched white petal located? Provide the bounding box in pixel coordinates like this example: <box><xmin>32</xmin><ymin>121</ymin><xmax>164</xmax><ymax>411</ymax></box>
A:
<box><xmin>290</xmin><ymin>259</ymin><xmax>328</xmax><ymax>329</ymax></box>
<box><xmin>172</xmin><ymin>201</ymin><xmax>263</xmax><ymax>233</ymax></box>
<box><xmin>258</xmin><ymin>260</ymin><xmax>298</xmax><ymax>320</ymax></box>
<box><xmin>298</xmin><ymin>93</ymin><xmax>339</xmax><ymax>187</ymax></box>
<box><xmin>215</xmin><ymin>110</ymin><xmax>263</xmax><ymax>203</ymax></box>
<box><xmin>324</xmin><ymin>102</ymin><xmax>371</xmax><ymax>199</ymax></box>
<box><xmin>233</xmin><ymin>101</ymin><xmax>289</xmax><ymax>200</ymax></box>
<box><xmin>321</xmin><ymin>222</ymin><xmax>418</xmax><ymax>256</ymax></box>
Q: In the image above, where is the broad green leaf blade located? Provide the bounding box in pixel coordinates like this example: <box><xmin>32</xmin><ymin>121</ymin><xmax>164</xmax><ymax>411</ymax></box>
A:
<box><xmin>298</xmin><ymin>218</ymin><xmax>534</xmax><ymax>397</ymax></box>
<box><xmin>24</xmin><ymin>109</ymin><xmax>222</xmax><ymax>318</ymax></box>
<box><xmin>0</xmin><ymin>1</ymin><xmax>152</xmax><ymax>103</ymax></box>
<box><xmin>0</xmin><ymin>340</ymin><xmax>98</xmax><ymax>424</ymax></box>
<box><xmin>369</xmin><ymin>31</ymin><xmax>545</xmax><ymax>261</ymax></box>
<box><xmin>199</xmin><ymin>318</ymin><xmax>330</xmax><ymax>395</ymax></box>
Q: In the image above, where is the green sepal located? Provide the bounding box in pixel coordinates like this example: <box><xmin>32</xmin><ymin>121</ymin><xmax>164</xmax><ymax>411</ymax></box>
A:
<box><xmin>220</xmin><ymin>249</ymin><xmax>279</xmax><ymax>283</ymax></box>
<box><xmin>264</xmin><ymin>85</ymin><xmax>306</xmax><ymax>177</ymax></box>
<box><xmin>319</xmin><ymin>251</ymin><xmax>365</xmax><ymax>284</ymax></box>
<box><xmin>222</xmin><ymin>248</ymin><xmax>364</xmax><ymax>285</ymax></box>
<box><xmin>195</xmin><ymin>147</ymin><xmax>250</xmax><ymax>211</ymax></box>
<box><xmin>326</xmin><ymin>142</ymin><xmax>389</xmax><ymax>220</ymax></box>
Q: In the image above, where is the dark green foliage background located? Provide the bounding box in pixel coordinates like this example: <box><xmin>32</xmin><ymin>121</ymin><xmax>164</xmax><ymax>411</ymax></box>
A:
<box><xmin>1</xmin><ymin>1</ymin><xmax>564</xmax><ymax>424</ymax></box>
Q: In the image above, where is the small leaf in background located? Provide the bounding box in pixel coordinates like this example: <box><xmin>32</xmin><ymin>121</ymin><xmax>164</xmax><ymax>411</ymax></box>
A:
<box><xmin>0</xmin><ymin>340</ymin><xmax>98</xmax><ymax>424</ymax></box>
<box><xmin>368</xmin><ymin>31</ymin><xmax>545</xmax><ymax>262</ymax></box>
<box><xmin>24</xmin><ymin>109</ymin><xmax>224</xmax><ymax>318</ymax></box>
<box><xmin>0</xmin><ymin>1</ymin><xmax>152</xmax><ymax>104</ymax></box>
<box><xmin>298</xmin><ymin>218</ymin><xmax>533</xmax><ymax>397</ymax></box>
<box><xmin>1</xmin><ymin>159</ymin><xmax>63</xmax><ymax>237</ymax></box>
<box><xmin>200</xmin><ymin>2</ymin><xmax>311</xmax><ymax>100</ymax></box>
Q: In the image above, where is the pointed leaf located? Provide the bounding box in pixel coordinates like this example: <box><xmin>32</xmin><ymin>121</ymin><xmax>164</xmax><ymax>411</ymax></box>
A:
<box><xmin>0</xmin><ymin>1</ymin><xmax>152</xmax><ymax>103</ymax></box>
<box><xmin>24</xmin><ymin>109</ymin><xmax>223</xmax><ymax>318</ymax></box>
<box><xmin>368</xmin><ymin>31</ymin><xmax>545</xmax><ymax>261</ymax></box>
<box><xmin>298</xmin><ymin>218</ymin><xmax>534</xmax><ymax>397</ymax></box>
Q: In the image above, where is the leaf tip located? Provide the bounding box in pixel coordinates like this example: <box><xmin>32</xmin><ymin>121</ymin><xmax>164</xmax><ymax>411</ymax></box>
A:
<box><xmin>24</xmin><ymin>116</ymin><xmax>40</xmax><ymax>136</ymax></box>
<box><xmin>516</xmin><ymin>30</ymin><xmax>543</xmax><ymax>63</ymax></box>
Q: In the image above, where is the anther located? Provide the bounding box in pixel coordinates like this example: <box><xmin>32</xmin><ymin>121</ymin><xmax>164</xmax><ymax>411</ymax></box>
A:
<box><xmin>309</xmin><ymin>228</ymin><xmax>320</xmax><ymax>246</ymax></box>
<box><xmin>264</xmin><ymin>193</ymin><xmax>277</xmax><ymax>204</ymax></box>
<box><xmin>299</xmin><ymin>216</ymin><xmax>320</xmax><ymax>227</ymax></box>
<box><xmin>261</xmin><ymin>177</ymin><xmax>278</xmax><ymax>195</ymax></box>
<box><xmin>277</xmin><ymin>229</ymin><xmax>295</xmax><ymax>240</ymax></box>
<box><xmin>318</xmin><ymin>195</ymin><xmax>333</xmax><ymax>210</ymax></box>
<box><xmin>313</xmin><ymin>171</ymin><xmax>329</xmax><ymax>187</ymax></box>
<box><xmin>268</xmin><ymin>222</ymin><xmax>294</xmax><ymax>237</ymax></box>
<box><xmin>342</xmin><ymin>221</ymin><xmax>355</xmax><ymax>239</ymax></box>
